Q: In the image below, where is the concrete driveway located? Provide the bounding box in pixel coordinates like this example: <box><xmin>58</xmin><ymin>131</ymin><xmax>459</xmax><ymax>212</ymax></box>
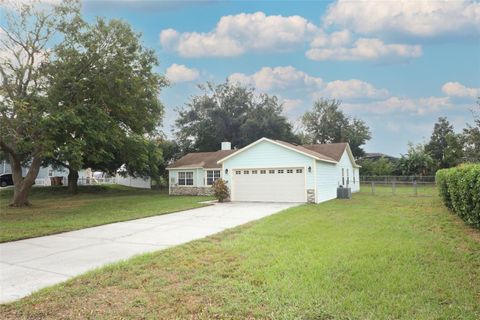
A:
<box><xmin>0</xmin><ymin>202</ymin><xmax>298</xmax><ymax>303</ymax></box>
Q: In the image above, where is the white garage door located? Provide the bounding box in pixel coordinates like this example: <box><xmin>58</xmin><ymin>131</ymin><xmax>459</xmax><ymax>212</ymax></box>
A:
<box><xmin>232</xmin><ymin>168</ymin><xmax>306</xmax><ymax>203</ymax></box>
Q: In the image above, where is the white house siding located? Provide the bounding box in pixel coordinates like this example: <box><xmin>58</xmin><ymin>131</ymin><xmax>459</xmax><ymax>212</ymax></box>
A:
<box><xmin>352</xmin><ymin>168</ymin><xmax>360</xmax><ymax>193</ymax></box>
<box><xmin>336</xmin><ymin>150</ymin><xmax>360</xmax><ymax>193</ymax></box>
<box><xmin>168</xmin><ymin>168</ymin><xmax>206</xmax><ymax>188</ymax></box>
<box><xmin>1</xmin><ymin>161</ymin><xmax>64</xmax><ymax>179</ymax></box>
<box><xmin>168</xmin><ymin>168</ymin><xmax>220</xmax><ymax>196</ymax></box>
<box><xmin>315</xmin><ymin>160</ymin><xmax>338</xmax><ymax>203</ymax></box>
<box><xmin>221</xmin><ymin>140</ymin><xmax>316</xmax><ymax>200</ymax></box>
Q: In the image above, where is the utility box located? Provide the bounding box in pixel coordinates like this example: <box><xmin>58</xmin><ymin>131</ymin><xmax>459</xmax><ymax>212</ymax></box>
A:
<box><xmin>337</xmin><ymin>187</ymin><xmax>352</xmax><ymax>199</ymax></box>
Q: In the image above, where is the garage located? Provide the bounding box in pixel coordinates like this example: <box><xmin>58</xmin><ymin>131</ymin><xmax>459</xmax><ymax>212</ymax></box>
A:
<box><xmin>232</xmin><ymin>167</ymin><xmax>306</xmax><ymax>202</ymax></box>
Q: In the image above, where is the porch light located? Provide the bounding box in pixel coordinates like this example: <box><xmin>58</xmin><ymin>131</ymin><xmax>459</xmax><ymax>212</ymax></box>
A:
<box><xmin>308</xmin><ymin>166</ymin><xmax>312</xmax><ymax>173</ymax></box>
<box><xmin>225</xmin><ymin>169</ymin><xmax>228</xmax><ymax>175</ymax></box>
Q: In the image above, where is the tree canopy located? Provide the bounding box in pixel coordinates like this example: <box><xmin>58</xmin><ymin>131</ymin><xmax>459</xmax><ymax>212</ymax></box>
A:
<box><xmin>46</xmin><ymin>17</ymin><xmax>167</xmax><ymax>192</ymax></box>
<box><xmin>0</xmin><ymin>0</ymin><xmax>81</xmax><ymax>205</ymax></box>
<box><xmin>397</xmin><ymin>143</ymin><xmax>435</xmax><ymax>176</ymax></box>
<box><xmin>301</xmin><ymin>99</ymin><xmax>371</xmax><ymax>158</ymax></box>
<box><xmin>357</xmin><ymin>157</ymin><xmax>396</xmax><ymax>176</ymax></box>
<box><xmin>0</xmin><ymin>0</ymin><xmax>166</xmax><ymax>203</ymax></box>
<box><xmin>175</xmin><ymin>82</ymin><xmax>299</xmax><ymax>152</ymax></box>
<box><xmin>462</xmin><ymin>99</ymin><xmax>480</xmax><ymax>162</ymax></box>
<box><xmin>425</xmin><ymin>117</ymin><xmax>463</xmax><ymax>169</ymax></box>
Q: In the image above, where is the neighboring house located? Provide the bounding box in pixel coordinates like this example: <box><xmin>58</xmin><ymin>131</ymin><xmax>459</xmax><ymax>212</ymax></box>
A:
<box><xmin>0</xmin><ymin>160</ymin><xmax>151</xmax><ymax>189</ymax></box>
<box><xmin>167</xmin><ymin>137</ymin><xmax>360</xmax><ymax>203</ymax></box>
<box><xmin>1</xmin><ymin>160</ymin><xmax>67</xmax><ymax>180</ymax></box>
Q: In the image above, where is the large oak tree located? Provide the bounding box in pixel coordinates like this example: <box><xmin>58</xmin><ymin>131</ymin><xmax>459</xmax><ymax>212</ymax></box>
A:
<box><xmin>46</xmin><ymin>18</ymin><xmax>167</xmax><ymax>193</ymax></box>
<box><xmin>175</xmin><ymin>82</ymin><xmax>299</xmax><ymax>152</ymax></box>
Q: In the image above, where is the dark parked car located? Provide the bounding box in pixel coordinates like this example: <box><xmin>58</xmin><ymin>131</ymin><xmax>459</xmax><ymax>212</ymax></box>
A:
<box><xmin>0</xmin><ymin>173</ymin><xmax>14</xmax><ymax>187</ymax></box>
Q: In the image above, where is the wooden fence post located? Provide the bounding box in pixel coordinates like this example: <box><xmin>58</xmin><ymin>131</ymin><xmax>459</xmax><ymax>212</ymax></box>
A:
<box><xmin>392</xmin><ymin>180</ymin><xmax>396</xmax><ymax>195</ymax></box>
<box><xmin>413</xmin><ymin>180</ymin><xmax>418</xmax><ymax>197</ymax></box>
<box><xmin>371</xmin><ymin>181</ymin><xmax>375</xmax><ymax>194</ymax></box>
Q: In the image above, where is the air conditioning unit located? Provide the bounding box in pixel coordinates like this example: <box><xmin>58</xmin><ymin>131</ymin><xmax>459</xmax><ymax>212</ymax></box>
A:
<box><xmin>337</xmin><ymin>186</ymin><xmax>352</xmax><ymax>199</ymax></box>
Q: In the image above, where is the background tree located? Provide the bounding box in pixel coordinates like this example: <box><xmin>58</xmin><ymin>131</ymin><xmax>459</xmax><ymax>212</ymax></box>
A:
<box><xmin>175</xmin><ymin>82</ymin><xmax>298</xmax><ymax>152</ymax></box>
<box><xmin>156</xmin><ymin>139</ymin><xmax>181</xmax><ymax>185</ymax></box>
<box><xmin>301</xmin><ymin>99</ymin><xmax>371</xmax><ymax>158</ymax></box>
<box><xmin>396</xmin><ymin>143</ymin><xmax>435</xmax><ymax>176</ymax></box>
<box><xmin>357</xmin><ymin>157</ymin><xmax>395</xmax><ymax>176</ymax></box>
<box><xmin>462</xmin><ymin>98</ymin><xmax>480</xmax><ymax>162</ymax></box>
<box><xmin>443</xmin><ymin>133</ymin><xmax>464</xmax><ymax>167</ymax></box>
<box><xmin>425</xmin><ymin>117</ymin><xmax>460</xmax><ymax>169</ymax></box>
<box><xmin>46</xmin><ymin>17</ymin><xmax>167</xmax><ymax>193</ymax></box>
<box><xmin>0</xmin><ymin>0</ymin><xmax>80</xmax><ymax>206</ymax></box>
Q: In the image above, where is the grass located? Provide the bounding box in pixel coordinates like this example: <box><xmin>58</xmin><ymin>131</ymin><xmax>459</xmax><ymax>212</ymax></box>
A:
<box><xmin>1</xmin><ymin>190</ymin><xmax>479</xmax><ymax>319</ymax></box>
<box><xmin>0</xmin><ymin>185</ymin><xmax>212</xmax><ymax>242</ymax></box>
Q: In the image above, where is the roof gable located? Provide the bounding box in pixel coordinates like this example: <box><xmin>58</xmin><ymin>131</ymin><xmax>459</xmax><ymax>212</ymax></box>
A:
<box><xmin>302</xmin><ymin>143</ymin><xmax>347</xmax><ymax>161</ymax></box>
<box><xmin>303</xmin><ymin>143</ymin><xmax>360</xmax><ymax>168</ymax></box>
<box><xmin>217</xmin><ymin>138</ymin><xmax>337</xmax><ymax>164</ymax></box>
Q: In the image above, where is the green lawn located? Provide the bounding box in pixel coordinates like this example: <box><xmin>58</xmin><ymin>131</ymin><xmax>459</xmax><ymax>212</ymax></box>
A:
<box><xmin>0</xmin><ymin>185</ymin><xmax>212</xmax><ymax>242</ymax></box>
<box><xmin>1</xmin><ymin>191</ymin><xmax>479</xmax><ymax>319</ymax></box>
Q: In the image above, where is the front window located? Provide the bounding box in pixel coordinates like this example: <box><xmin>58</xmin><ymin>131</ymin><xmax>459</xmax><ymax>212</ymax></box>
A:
<box><xmin>206</xmin><ymin>170</ymin><xmax>221</xmax><ymax>185</ymax></box>
<box><xmin>178</xmin><ymin>171</ymin><xmax>194</xmax><ymax>186</ymax></box>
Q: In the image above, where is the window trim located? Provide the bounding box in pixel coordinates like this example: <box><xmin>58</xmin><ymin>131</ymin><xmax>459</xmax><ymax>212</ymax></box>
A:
<box><xmin>178</xmin><ymin>171</ymin><xmax>194</xmax><ymax>186</ymax></box>
<box><xmin>206</xmin><ymin>169</ymin><xmax>221</xmax><ymax>186</ymax></box>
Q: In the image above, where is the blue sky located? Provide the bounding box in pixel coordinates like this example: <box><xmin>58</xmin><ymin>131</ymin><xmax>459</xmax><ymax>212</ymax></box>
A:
<box><xmin>84</xmin><ymin>0</ymin><xmax>480</xmax><ymax>156</ymax></box>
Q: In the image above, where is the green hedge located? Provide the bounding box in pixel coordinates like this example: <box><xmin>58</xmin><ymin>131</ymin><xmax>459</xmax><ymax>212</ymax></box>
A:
<box><xmin>436</xmin><ymin>164</ymin><xmax>480</xmax><ymax>228</ymax></box>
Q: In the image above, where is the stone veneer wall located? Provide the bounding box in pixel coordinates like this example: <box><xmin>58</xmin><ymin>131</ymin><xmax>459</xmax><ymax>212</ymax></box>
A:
<box><xmin>306</xmin><ymin>189</ymin><xmax>315</xmax><ymax>203</ymax></box>
<box><xmin>170</xmin><ymin>186</ymin><xmax>215</xmax><ymax>196</ymax></box>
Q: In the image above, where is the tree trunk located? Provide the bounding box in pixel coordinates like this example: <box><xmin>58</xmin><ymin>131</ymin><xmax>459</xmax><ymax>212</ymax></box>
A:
<box><xmin>68</xmin><ymin>169</ymin><xmax>79</xmax><ymax>194</ymax></box>
<box><xmin>9</xmin><ymin>154</ymin><xmax>42</xmax><ymax>207</ymax></box>
<box><xmin>11</xmin><ymin>183</ymin><xmax>31</xmax><ymax>207</ymax></box>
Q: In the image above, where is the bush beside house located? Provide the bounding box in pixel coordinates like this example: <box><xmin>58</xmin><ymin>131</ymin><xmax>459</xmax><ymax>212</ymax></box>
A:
<box><xmin>212</xmin><ymin>179</ymin><xmax>229</xmax><ymax>202</ymax></box>
<box><xmin>436</xmin><ymin>164</ymin><xmax>480</xmax><ymax>228</ymax></box>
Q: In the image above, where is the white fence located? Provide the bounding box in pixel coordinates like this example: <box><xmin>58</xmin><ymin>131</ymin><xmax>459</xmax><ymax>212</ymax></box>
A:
<box><xmin>34</xmin><ymin>175</ymin><xmax>151</xmax><ymax>189</ymax></box>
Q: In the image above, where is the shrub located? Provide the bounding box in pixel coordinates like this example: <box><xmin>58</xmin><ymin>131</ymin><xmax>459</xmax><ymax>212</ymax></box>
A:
<box><xmin>436</xmin><ymin>169</ymin><xmax>451</xmax><ymax>209</ymax></box>
<box><xmin>436</xmin><ymin>164</ymin><xmax>480</xmax><ymax>228</ymax></box>
<box><xmin>212</xmin><ymin>179</ymin><xmax>230</xmax><ymax>202</ymax></box>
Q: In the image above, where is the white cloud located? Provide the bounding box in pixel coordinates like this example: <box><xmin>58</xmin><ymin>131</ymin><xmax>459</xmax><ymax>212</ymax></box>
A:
<box><xmin>229</xmin><ymin>66</ymin><xmax>390</xmax><ymax>102</ymax></box>
<box><xmin>310</xmin><ymin>29</ymin><xmax>352</xmax><ymax>48</ymax></box>
<box><xmin>165</xmin><ymin>64</ymin><xmax>199</xmax><ymax>83</ymax></box>
<box><xmin>342</xmin><ymin>96</ymin><xmax>453</xmax><ymax>115</ymax></box>
<box><xmin>306</xmin><ymin>37</ymin><xmax>422</xmax><ymax>61</ymax></box>
<box><xmin>320</xmin><ymin>79</ymin><xmax>390</xmax><ymax>99</ymax></box>
<box><xmin>281</xmin><ymin>98</ymin><xmax>303</xmax><ymax>111</ymax></box>
<box><xmin>441</xmin><ymin>81</ymin><xmax>480</xmax><ymax>98</ymax></box>
<box><xmin>159</xmin><ymin>11</ymin><xmax>318</xmax><ymax>57</ymax></box>
<box><xmin>228</xmin><ymin>66</ymin><xmax>323</xmax><ymax>91</ymax></box>
<box><xmin>159</xmin><ymin>11</ymin><xmax>425</xmax><ymax>62</ymax></box>
<box><xmin>323</xmin><ymin>0</ymin><xmax>480</xmax><ymax>39</ymax></box>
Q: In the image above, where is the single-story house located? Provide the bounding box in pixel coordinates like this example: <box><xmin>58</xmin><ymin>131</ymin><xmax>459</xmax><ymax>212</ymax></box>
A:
<box><xmin>167</xmin><ymin>137</ymin><xmax>360</xmax><ymax>203</ymax></box>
